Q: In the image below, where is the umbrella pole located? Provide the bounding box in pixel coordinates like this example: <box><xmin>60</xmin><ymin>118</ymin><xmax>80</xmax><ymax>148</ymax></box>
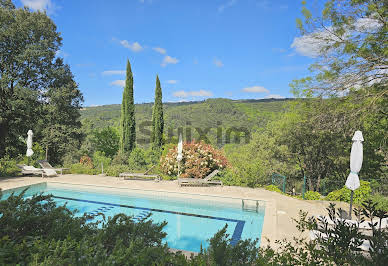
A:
<box><xmin>349</xmin><ymin>190</ymin><xmax>354</xmax><ymax>220</ymax></box>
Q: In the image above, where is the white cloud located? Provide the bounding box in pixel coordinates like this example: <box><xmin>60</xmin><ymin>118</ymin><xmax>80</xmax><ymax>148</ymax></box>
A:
<box><xmin>214</xmin><ymin>58</ymin><xmax>224</xmax><ymax>67</ymax></box>
<box><xmin>153</xmin><ymin>47</ymin><xmax>166</xmax><ymax>54</ymax></box>
<box><xmin>102</xmin><ymin>70</ymin><xmax>125</xmax><ymax>76</ymax></box>
<box><xmin>173</xmin><ymin>90</ymin><xmax>213</xmax><ymax>98</ymax></box>
<box><xmin>110</xmin><ymin>80</ymin><xmax>126</xmax><ymax>87</ymax></box>
<box><xmin>21</xmin><ymin>0</ymin><xmax>54</xmax><ymax>12</ymax></box>
<box><xmin>161</xmin><ymin>55</ymin><xmax>179</xmax><ymax>67</ymax></box>
<box><xmin>166</xmin><ymin>80</ymin><xmax>178</xmax><ymax>84</ymax></box>
<box><xmin>242</xmin><ymin>86</ymin><xmax>269</xmax><ymax>93</ymax></box>
<box><xmin>218</xmin><ymin>0</ymin><xmax>237</xmax><ymax>12</ymax></box>
<box><xmin>55</xmin><ymin>50</ymin><xmax>69</xmax><ymax>58</ymax></box>
<box><xmin>120</xmin><ymin>40</ymin><xmax>144</xmax><ymax>52</ymax></box>
<box><xmin>291</xmin><ymin>16</ymin><xmax>382</xmax><ymax>58</ymax></box>
<box><xmin>265</xmin><ymin>94</ymin><xmax>285</xmax><ymax>99</ymax></box>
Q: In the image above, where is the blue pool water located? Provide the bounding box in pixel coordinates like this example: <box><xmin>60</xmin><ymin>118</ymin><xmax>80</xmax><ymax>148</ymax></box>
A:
<box><xmin>2</xmin><ymin>183</ymin><xmax>265</xmax><ymax>252</ymax></box>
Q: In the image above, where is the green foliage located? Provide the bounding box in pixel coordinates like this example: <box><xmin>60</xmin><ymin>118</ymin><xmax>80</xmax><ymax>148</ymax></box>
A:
<box><xmin>105</xmin><ymin>164</ymin><xmax>130</xmax><ymax>177</ymax></box>
<box><xmin>120</xmin><ymin>59</ymin><xmax>136</xmax><ymax>153</ymax></box>
<box><xmin>304</xmin><ymin>190</ymin><xmax>322</xmax><ymax>200</ymax></box>
<box><xmin>69</xmin><ymin>163</ymin><xmax>98</xmax><ymax>175</ymax></box>
<box><xmin>0</xmin><ymin>3</ymin><xmax>83</xmax><ymax>162</ymax></box>
<box><xmin>128</xmin><ymin>148</ymin><xmax>147</xmax><ymax>170</ymax></box>
<box><xmin>368</xmin><ymin>193</ymin><xmax>388</xmax><ymax>212</ymax></box>
<box><xmin>0</xmin><ymin>156</ymin><xmax>19</xmax><ymax>177</ymax></box>
<box><xmin>264</xmin><ymin>185</ymin><xmax>282</xmax><ymax>193</ymax></box>
<box><xmin>325</xmin><ymin>181</ymin><xmax>372</xmax><ymax>205</ymax></box>
<box><xmin>111</xmin><ymin>151</ymin><xmax>129</xmax><ymax>166</ymax></box>
<box><xmin>91</xmin><ymin>127</ymin><xmax>119</xmax><ymax>158</ymax></box>
<box><xmin>0</xmin><ymin>189</ymin><xmax>186</xmax><ymax>265</ymax></box>
<box><xmin>93</xmin><ymin>151</ymin><xmax>111</xmax><ymax>173</ymax></box>
<box><xmin>151</xmin><ymin>75</ymin><xmax>164</xmax><ymax>150</ymax></box>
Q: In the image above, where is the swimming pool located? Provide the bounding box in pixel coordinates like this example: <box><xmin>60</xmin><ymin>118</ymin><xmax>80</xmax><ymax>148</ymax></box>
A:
<box><xmin>2</xmin><ymin>182</ymin><xmax>265</xmax><ymax>252</ymax></box>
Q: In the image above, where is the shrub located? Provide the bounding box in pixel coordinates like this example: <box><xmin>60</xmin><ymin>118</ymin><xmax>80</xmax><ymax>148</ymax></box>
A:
<box><xmin>368</xmin><ymin>193</ymin><xmax>388</xmax><ymax>212</ymax></box>
<box><xmin>0</xmin><ymin>157</ymin><xmax>20</xmax><ymax>177</ymax></box>
<box><xmin>69</xmin><ymin>163</ymin><xmax>98</xmax><ymax>175</ymax></box>
<box><xmin>325</xmin><ymin>180</ymin><xmax>371</xmax><ymax>205</ymax></box>
<box><xmin>128</xmin><ymin>148</ymin><xmax>147</xmax><ymax>170</ymax></box>
<box><xmin>79</xmin><ymin>155</ymin><xmax>93</xmax><ymax>168</ymax></box>
<box><xmin>304</xmin><ymin>190</ymin><xmax>322</xmax><ymax>200</ymax></box>
<box><xmin>264</xmin><ymin>184</ymin><xmax>282</xmax><ymax>193</ymax></box>
<box><xmin>111</xmin><ymin>151</ymin><xmax>129</xmax><ymax>166</ymax></box>
<box><xmin>93</xmin><ymin>151</ymin><xmax>111</xmax><ymax>173</ymax></box>
<box><xmin>160</xmin><ymin>141</ymin><xmax>228</xmax><ymax>179</ymax></box>
<box><xmin>105</xmin><ymin>164</ymin><xmax>130</xmax><ymax>177</ymax></box>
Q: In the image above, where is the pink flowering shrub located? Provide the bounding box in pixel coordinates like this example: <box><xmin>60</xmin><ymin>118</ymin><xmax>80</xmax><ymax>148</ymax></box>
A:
<box><xmin>160</xmin><ymin>141</ymin><xmax>228</xmax><ymax>179</ymax></box>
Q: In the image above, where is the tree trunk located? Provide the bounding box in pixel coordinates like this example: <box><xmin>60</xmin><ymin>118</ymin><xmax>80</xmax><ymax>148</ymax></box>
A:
<box><xmin>0</xmin><ymin>120</ymin><xmax>8</xmax><ymax>157</ymax></box>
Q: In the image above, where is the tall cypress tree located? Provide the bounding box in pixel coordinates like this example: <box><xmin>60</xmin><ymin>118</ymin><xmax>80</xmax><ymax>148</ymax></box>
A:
<box><xmin>151</xmin><ymin>75</ymin><xmax>164</xmax><ymax>150</ymax></box>
<box><xmin>120</xmin><ymin>59</ymin><xmax>136</xmax><ymax>153</ymax></box>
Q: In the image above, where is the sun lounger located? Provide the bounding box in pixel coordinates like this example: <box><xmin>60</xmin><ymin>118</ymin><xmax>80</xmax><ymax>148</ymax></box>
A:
<box><xmin>178</xmin><ymin>170</ymin><xmax>222</xmax><ymax>187</ymax></box>
<box><xmin>119</xmin><ymin>165</ymin><xmax>160</xmax><ymax>181</ymax></box>
<box><xmin>17</xmin><ymin>164</ymin><xmax>58</xmax><ymax>178</ymax></box>
<box><xmin>38</xmin><ymin>160</ymin><xmax>69</xmax><ymax>175</ymax></box>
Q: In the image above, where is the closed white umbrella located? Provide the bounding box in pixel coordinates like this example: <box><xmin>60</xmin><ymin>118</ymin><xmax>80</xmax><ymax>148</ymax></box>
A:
<box><xmin>177</xmin><ymin>133</ymin><xmax>183</xmax><ymax>177</ymax></box>
<box><xmin>26</xmin><ymin>130</ymin><xmax>34</xmax><ymax>158</ymax></box>
<box><xmin>345</xmin><ymin>130</ymin><xmax>363</xmax><ymax>219</ymax></box>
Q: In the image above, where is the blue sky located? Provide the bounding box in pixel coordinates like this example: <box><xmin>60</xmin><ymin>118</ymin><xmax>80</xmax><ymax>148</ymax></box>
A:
<box><xmin>17</xmin><ymin>0</ymin><xmax>315</xmax><ymax>106</ymax></box>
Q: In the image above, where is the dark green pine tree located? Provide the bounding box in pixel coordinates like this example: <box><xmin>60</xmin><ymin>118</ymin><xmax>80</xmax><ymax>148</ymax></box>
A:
<box><xmin>120</xmin><ymin>59</ymin><xmax>136</xmax><ymax>153</ymax></box>
<box><xmin>151</xmin><ymin>75</ymin><xmax>164</xmax><ymax>150</ymax></box>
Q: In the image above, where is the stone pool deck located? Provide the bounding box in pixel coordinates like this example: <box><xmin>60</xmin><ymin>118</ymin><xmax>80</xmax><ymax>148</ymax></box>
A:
<box><xmin>0</xmin><ymin>174</ymin><xmax>348</xmax><ymax>249</ymax></box>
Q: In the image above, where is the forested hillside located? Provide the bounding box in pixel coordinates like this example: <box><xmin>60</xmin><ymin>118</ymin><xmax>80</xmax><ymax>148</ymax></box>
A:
<box><xmin>80</xmin><ymin>98</ymin><xmax>291</xmax><ymax>146</ymax></box>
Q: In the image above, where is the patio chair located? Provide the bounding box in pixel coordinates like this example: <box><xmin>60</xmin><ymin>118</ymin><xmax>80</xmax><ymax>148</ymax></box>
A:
<box><xmin>178</xmin><ymin>169</ymin><xmax>222</xmax><ymax>187</ymax></box>
<box><xmin>38</xmin><ymin>160</ymin><xmax>69</xmax><ymax>175</ymax></box>
<box><xmin>17</xmin><ymin>164</ymin><xmax>58</xmax><ymax>178</ymax></box>
<box><xmin>119</xmin><ymin>165</ymin><xmax>160</xmax><ymax>181</ymax></box>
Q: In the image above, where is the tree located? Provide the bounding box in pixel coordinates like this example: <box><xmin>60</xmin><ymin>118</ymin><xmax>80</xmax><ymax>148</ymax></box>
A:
<box><xmin>292</xmin><ymin>0</ymin><xmax>387</xmax><ymax>100</ymax></box>
<box><xmin>91</xmin><ymin>127</ymin><xmax>119</xmax><ymax>158</ymax></box>
<box><xmin>151</xmin><ymin>75</ymin><xmax>164</xmax><ymax>150</ymax></box>
<box><xmin>120</xmin><ymin>60</ymin><xmax>136</xmax><ymax>153</ymax></box>
<box><xmin>0</xmin><ymin>1</ymin><xmax>62</xmax><ymax>157</ymax></box>
<box><xmin>0</xmin><ymin>1</ymin><xmax>83</xmax><ymax>162</ymax></box>
<box><xmin>38</xmin><ymin>58</ymin><xmax>84</xmax><ymax>164</ymax></box>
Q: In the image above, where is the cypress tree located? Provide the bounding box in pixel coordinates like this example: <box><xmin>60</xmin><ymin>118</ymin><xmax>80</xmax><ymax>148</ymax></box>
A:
<box><xmin>120</xmin><ymin>59</ymin><xmax>136</xmax><ymax>153</ymax></box>
<box><xmin>151</xmin><ymin>75</ymin><xmax>164</xmax><ymax>150</ymax></box>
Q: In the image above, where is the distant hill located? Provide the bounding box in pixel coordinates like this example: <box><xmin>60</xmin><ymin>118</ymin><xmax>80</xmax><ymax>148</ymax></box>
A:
<box><xmin>80</xmin><ymin>98</ymin><xmax>292</xmax><ymax>146</ymax></box>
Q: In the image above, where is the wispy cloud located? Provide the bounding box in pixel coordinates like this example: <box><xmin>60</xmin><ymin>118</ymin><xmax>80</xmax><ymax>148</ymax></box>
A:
<box><xmin>161</xmin><ymin>55</ymin><xmax>179</xmax><ymax>67</ymax></box>
<box><xmin>265</xmin><ymin>94</ymin><xmax>285</xmax><ymax>99</ymax></box>
<box><xmin>173</xmin><ymin>90</ymin><xmax>213</xmax><ymax>98</ymax></box>
<box><xmin>213</xmin><ymin>58</ymin><xmax>224</xmax><ymax>67</ymax></box>
<box><xmin>242</xmin><ymin>86</ymin><xmax>269</xmax><ymax>93</ymax></box>
<box><xmin>120</xmin><ymin>40</ymin><xmax>144</xmax><ymax>52</ymax></box>
<box><xmin>21</xmin><ymin>0</ymin><xmax>57</xmax><ymax>14</ymax></box>
<box><xmin>153</xmin><ymin>47</ymin><xmax>166</xmax><ymax>54</ymax></box>
<box><xmin>55</xmin><ymin>50</ymin><xmax>69</xmax><ymax>58</ymax></box>
<box><xmin>166</xmin><ymin>80</ymin><xmax>178</xmax><ymax>84</ymax></box>
<box><xmin>102</xmin><ymin>70</ymin><xmax>125</xmax><ymax>76</ymax></box>
<box><xmin>218</xmin><ymin>0</ymin><xmax>237</xmax><ymax>12</ymax></box>
<box><xmin>110</xmin><ymin>80</ymin><xmax>126</xmax><ymax>87</ymax></box>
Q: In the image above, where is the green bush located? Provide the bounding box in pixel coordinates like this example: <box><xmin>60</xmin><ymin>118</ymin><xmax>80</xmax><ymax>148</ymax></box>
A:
<box><xmin>69</xmin><ymin>163</ymin><xmax>98</xmax><ymax>175</ymax></box>
<box><xmin>93</xmin><ymin>151</ymin><xmax>111</xmax><ymax>173</ymax></box>
<box><xmin>304</xmin><ymin>191</ymin><xmax>322</xmax><ymax>200</ymax></box>
<box><xmin>368</xmin><ymin>193</ymin><xmax>388</xmax><ymax>212</ymax></box>
<box><xmin>111</xmin><ymin>151</ymin><xmax>129</xmax><ymax>165</ymax></box>
<box><xmin>264</xmin><ymin>184</ymin><xmax>282</xmax><ymax>193</ymax></box>
<box><xmin>128</xmin><ymin>148</ymin><xmax>147</xmax><ymax>170</ymax></box>
<box><xmin>0</xmin><ymin>157</ymin><xmax>20</xmax><ymax>177</ymax></box>
<box><xmin>325</xmin><ymin>180</ymin><xmax>371</xmax><ymax>205</ymax></box>
<box><xmin>105</xmin><ymin>164</ymin><xmax>130</xmax><ymax>177</ymax></box>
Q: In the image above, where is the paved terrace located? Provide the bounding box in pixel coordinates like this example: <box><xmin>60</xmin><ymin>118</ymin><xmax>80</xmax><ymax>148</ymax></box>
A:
<box><xmin>0</xmin><ymin>174</ymin><xmax>348</xmax><ymax>249</ymax></box>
